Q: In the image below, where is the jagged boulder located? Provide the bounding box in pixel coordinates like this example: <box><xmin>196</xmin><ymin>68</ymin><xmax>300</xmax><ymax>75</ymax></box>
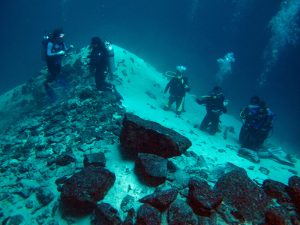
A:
<box><xmin>262</xmin><ymin>179</ymin><xmax>292</xmax><ymax>204</ymax></box>
<box><xmin>167</xmin><ymin>199</ymin><xmax>198</xmax><ymax>225</ymax></box>
<box><xmin>92</xmin><ymin>203</ymin><xmax>122</xmax><ymax>225</ymax></box>
<box><xmin>120</xmin><ymin>113</ymin><xmax>192</xmax><ymax>158</ymax></box>
<box><xmin>264</xmin><ymin>207</ymin><xmax>289</xmax><ymax>225</ymax></box>
<box><xmin>139</xmin><ymin>188</ymin><xmax>178</xmax><ymax>212</ymax></box>
<box><xmin>120</xmin><ymin>195</ymin><xmax>135</xmax><ymax>213</ymax></box>
<box><xmin>123</xmin><ymin>208</ymin><xmax>135</xmax><ymax>225</ymax></box>
<box><xmin>1</xmin><ymin>215</ymin><xmax>25</xmax><ymax>225</ymax></box>
<box><xmin>214</xmin><ymin>168</ymin><xmax>270</xmax><ymax>222</ymax></box>
<box><xmin>36</xmin><ymin>187</ymin><xmax>55</xmax><ymax>207</ymax></box>
<box><xmin>188</xmin><ymin>177</ymin><xmax>223</xmax><ymax>216</ymax></box>
<box><xmin>83</xmin><ymin>152</ymin><xmax>106</xmax><ymax>168</ymax></box>
<box><xmin>136</xmin><ymin>204</ymin><xmax>161</xmax><ymax>225</ymax></box>
<box><xmin>135</xmin><ymin>153</ymin><xmax>168</xmax><ymax>186</ymax></box>
<box><xmin>288</xmin><ymin>176</ymin><xmax>300</xmax><ymax>214</ymax></box>
<box><xmin>60</xmin><ymin>166</ymin><xmax>115</xmax><ymax>215</ymax></box>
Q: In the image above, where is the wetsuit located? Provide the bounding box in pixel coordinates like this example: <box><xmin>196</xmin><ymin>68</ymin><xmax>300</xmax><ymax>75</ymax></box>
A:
<box><xmin>164</xmin><ymin>76</ymin><xmax>190</xmax><ymax>114</ymax></box>
<box><xmin>197</xmin><ymin>92</ymin><xmax>227</xmax><ymax>135</ymax></box>
<box><xmin>239</xmin><ymin>105</ymin><xmax>274</xmax><ymax>149</ymax></box>
<box><xmin>88</xmin><ymin>45</ymin><xmax>109</xmax><ymax>90</ymax></box>
<box><xmin>45</xmin><ymin>40</ymin><xmax>67</xmax><ymax>84</ymax></box>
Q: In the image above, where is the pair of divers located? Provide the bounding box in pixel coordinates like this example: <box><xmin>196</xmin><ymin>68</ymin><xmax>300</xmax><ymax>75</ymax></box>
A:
<box><xmin>43</xmin><ymin>28</ymin><xmax>115</xmax><ymax>96</ymax></box>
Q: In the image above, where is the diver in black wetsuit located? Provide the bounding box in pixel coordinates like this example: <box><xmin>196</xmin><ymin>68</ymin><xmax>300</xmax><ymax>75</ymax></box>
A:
<box><xmin>88</xmin><ymin>37</ymin><xmax>111</xmax><ymax>91</ymax></box>
<box><xmin>164</xmin><ymin>65</ymin><xmax>190</xmax><ymax>115</ymax></box>
<box><xmin>196</xmin><ymin>86</ymin><xmax>227</xmax><ymax>135</ymax></box>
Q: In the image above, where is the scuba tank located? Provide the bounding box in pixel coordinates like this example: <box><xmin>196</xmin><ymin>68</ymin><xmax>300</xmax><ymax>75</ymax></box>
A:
<box><xmin>41</xmin><ymin>32</ymin><xmax>52</xmax><ymax>61</ymax></box>
<box><xmin>105</xmin><ymin>41</ymin><xmax>115</xmax><ymax>73</ymax></box>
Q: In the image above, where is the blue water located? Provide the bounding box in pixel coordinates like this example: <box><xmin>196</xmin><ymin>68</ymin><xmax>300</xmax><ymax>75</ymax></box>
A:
<box><xmin>1</xmin><ymin>0</ymin><xmax>299</xmax><ymax>151</ymax></box>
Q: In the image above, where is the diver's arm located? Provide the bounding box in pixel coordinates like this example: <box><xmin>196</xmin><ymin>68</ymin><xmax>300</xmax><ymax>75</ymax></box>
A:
<box><xmin>64</xmin><ymin>42</ymin><xmax>74</xmax><ymax>52</ymax></box>
<box><xmin>196</xmin><ymin>96</ymin><xmax>209</xmax><ymax>105</ymax></box>
<box><xmin>182</xmin><ymin>77</ymin><xmax>190</xmax><ymax>92</ymax></box>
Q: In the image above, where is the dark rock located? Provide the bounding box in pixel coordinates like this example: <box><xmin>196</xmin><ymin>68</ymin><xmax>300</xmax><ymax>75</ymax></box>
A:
<box><xmin>259</xmin><ymin>166</ymin><xmax>270</xmax><ymax>175</ymax></box>
<box><xmin>18</xmin><ymin>163</ymin><xmax>32</xmax><ymax>174</ymax></box>
<box><xmin>14</xmin><ymin>188</ymin><xmax>32</xmax><ymax>199</ymax></box>
<box><xmin>92</xmin><ymin>203</ymin><xmax>122</xmax><ymax>225</ymax></box>
<box><xmin>217</xmin><ymin>203</ymin><xmax>245</xmax><ymax>224</ymax></box>
<box><xmin>188</xmin><ymin>177</ymin><xmax>223</xmax><ymax>216</ymax></box>
<box><xmin>291</xmin><ymin>215</ymin><xmax>300</xmax><ymax>225</ymax></box>
<box><xmin>264</xmin><ymin>207</ymin><xmax>288</xmax><ymax>225</ymax></box>
<box><xmin>78</xmin><ymin>88</ymin><xmax>96</xmax><ymax>101</ymax></box>
<box><xmin>60</xmin><ymin>166</ymin><xmax>115</xmax><ymax>215</ymax></box>
<box><xmin>288</xmin><ymin>176</ymin><xmax>300</xmax><ymax>214</ymax></box>
<box><xmin>214</xmin><ymin>168</ymin><xmax>270</xmax><ymax>222</ymax></box>
<box><xmin>135</xmin><ymin>153</ymin><xmax>168</xmax><ymax>186</ymax></box>
<box><xmin>123</xmin><ymin>208</ymin><xmax>135</xmax><ymax>225</ymax></box>
<box><xmin>120</xmin><ymin>195</ymin><xmax>135</xmax><ymax>212</ymax></box>
<box><xmin>198</xmin><ymin>215</ymin><xmax>219</xmax><ymax>225</ymax></box>
<box><xmin>25</xmin><ymin>200</ymin><xmax>34</xmax><ymax>209</ymax></box>
<box><xmin>49</xmin><ymin>152</ymin><xmax>76</xmax><ymax>166</ymax></box>
<box><xmin>120</xmin><ymin>113</ymin><xmax>192</xmax><ymax>158</ymax></box>
<box><xmin>136</xmin><ymin>204</ymin><xmax>161</xmax><ymax>225</ymax></box>
<box><xmin>167</xmin><ymin>199</ymin><xmax>198</xmax><ymax>225</ymax></box>
<box><xmin>262</xmin><ymin>179</ymin><xmax>292</xmax><ymax>204</ymax></box>
<box><xmin>167</xmin><ymin>170</ymin><xmax>190</xmax><ymax>190</ymax></box>
<box><xmin>2</xmin><ymin>144</ymin><xmax>12</xmax><ymax>153</ymax></box>
<box><xmin>139</xmin><ymin>188</ymin><xmax>178</xmax><ymax>212</ymax></box>
<box><xmin>36</xmin><ymin>151</ymin><xmax>52</xmax><ymax>159</ymax></box>
<box><xmin>84</xmin><ymin>152</ymin><xmax>106</xmax><ymax>168</ymax></box>
<box><xmin>167</xmin><ymin>160</ymin><xmax>178</xmax><ymax>173</ymax></box>
<box><xmin>2</xmin><ymin>215</ymin><xmax>24</xmax><ymax>225</ymax></box>
<box><xmin>55</xmin><ymin>176</ymin><xmax>69</xmax><ymax>186</ymax></box>
<box><xmin>36</xmin><ymin>187</ymin><xmax>55</xmax><ymax>206</ymax></box>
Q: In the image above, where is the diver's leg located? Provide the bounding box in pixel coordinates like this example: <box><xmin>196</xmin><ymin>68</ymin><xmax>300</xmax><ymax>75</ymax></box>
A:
<box><xmin>45</xmin><ymin>59</ymin><xmax>60</xmax><ymax>88</ymax></box>
<box><xmin>176</xmin><ymin>96</ymin><xmax>185</xmax><ymax>114</ymax></box>
<box><xmin>165</xmin><ymin>95</ymin><xmax>175</xmax><ymax>110</ymax></box>
<box><xmin>95</xmin><ymin>67</ymin><xmax>106</xmax><ymax>90</ymax></box>
<box><xmin>208</xmin><ymin>114</ymin><xmax>220</xmax><ymax>135</ymax></box>
<box><xmin>239</xmin><ymin>125</ymin><xmax>247</xmax><ymax>145</ymax></box>
<box><xmin>200</xmin><ymin>113</ymin><xmax>210</xmax><ymax>131</ymax></box>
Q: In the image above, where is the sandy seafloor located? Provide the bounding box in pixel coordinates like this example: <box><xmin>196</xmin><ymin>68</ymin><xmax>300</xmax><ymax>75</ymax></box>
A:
<box><xmin>0</xmin><ymin>45</ymin><xmax>299</xmax><ymax>225</ymax></box>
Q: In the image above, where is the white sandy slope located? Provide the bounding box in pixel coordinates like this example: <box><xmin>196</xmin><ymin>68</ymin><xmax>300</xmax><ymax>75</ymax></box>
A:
<box><xmin>101</xmin><ymin>45</ymin><xmax>300</xmax><ymax>223</ymax></box>
<box><xmin>0</xmin><ymin>45</ymin><xmax>299</xmax><ymax>225</ymax></box>
<box><xmin>112</xmin><ymin>45</ymin><xmax>299</xmax><ymax>184</ymax></box>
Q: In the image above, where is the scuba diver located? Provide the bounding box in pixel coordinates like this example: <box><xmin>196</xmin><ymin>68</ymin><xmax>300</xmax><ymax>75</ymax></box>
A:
<box><xmin>43</xmin><ymin>28</ymin><xmax>73</xmax><ymax>91</ymax></box>
<box><xmin>196</xmin><ymin>86</ymin><xmax>227</xmax><ymax>135</ymax></box>
<box><xmin>239</xmin><ymin>96</ymin><xmax>274</xmax><ymax>150</ymax></box>
<box><xmin>88</xmin><ymin>36</ymin><xmax>114</xmax><ymax>91</ymax></box>
<box><xmin>164</xmin><ymin>65</ymin><xmax>190</xmax><ymax>115</ymax></box>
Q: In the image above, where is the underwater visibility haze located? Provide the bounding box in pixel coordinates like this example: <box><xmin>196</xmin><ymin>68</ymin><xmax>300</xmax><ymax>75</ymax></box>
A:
<box><xmin>1</xmin><ymin>1</ymin><xmax>300</xmax><ymax>224</ymax></box>
<box><xmin>1</xmin><ymin>0</ymin><xmax>300</xmax><ymax>151</ymax></box>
